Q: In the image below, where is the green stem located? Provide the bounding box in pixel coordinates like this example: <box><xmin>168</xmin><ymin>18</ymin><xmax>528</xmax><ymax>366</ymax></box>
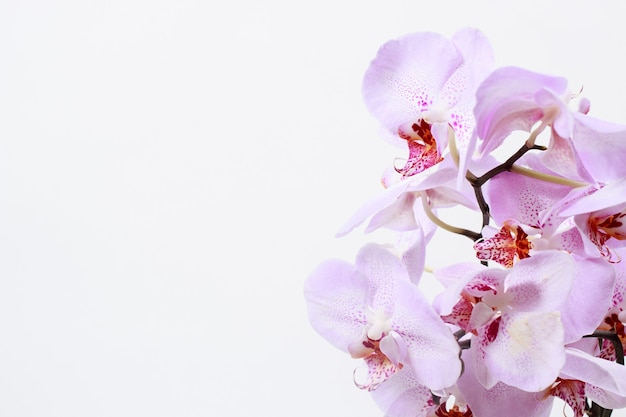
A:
<box><xmin>420</xmin><ymin>194</ymin><xmax>481</xmax><ymax>241</ymax></box>
<box><xmin>510</xmin><ymin>165</ymin><xmax>588</xmax><ymax>188</ymax></box>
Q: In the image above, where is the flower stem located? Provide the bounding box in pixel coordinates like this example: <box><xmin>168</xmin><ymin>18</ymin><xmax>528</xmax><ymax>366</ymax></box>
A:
<box><xmin>509</xmin><ymin>165</ymin><xmax>588</xmax><ymax>188</ymax></box>
<box><xmin>471</xmin><ymin>142</ymin><xmax>547</xmax><ymax>187</ymax></box>
<box><xmin>420</xmin><ymin>194</ymin><xmax>481</xmax><ymax>241</ymax></box>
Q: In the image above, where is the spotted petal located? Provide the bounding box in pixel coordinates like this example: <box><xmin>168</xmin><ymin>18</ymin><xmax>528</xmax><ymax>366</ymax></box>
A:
<box><xmin>458</xmin><ymin>347</ymin><xmax>554</xmax><ymax>417</ymax></box>
<box><xmin>355</xmin><ymin>243</ymin><xmax>411</xmax><ymax>315</ymax></box>
<box><xmin>477</xmin><ymin>310</ymin><xmax>565</xmax><ymax>391</ymax></box>
<box><xmin>370</xmin><ymin>367</ymin><xmax>436</xmax><ymax>417</ymax></box>
<box><xmin>304</xmin><ymin>259</ymin><xmax>368</xmax><ymax>352</ymax></box>
<box><xmin>503</xmin><ymin>251</ymin><xmax>575</xmax><ymax>313</ymax></box>
<box><xmin>561</xmin><ymin>348</ymin><xmax>626</xmax><ymax>409</ymax></box>
<box><xmin>392</xmin><ymin>277</ymin><xmax>463</xmax><ymax>390</ymax></box>
<box><xmin>362</xmin><ymin>31</ymin><xmax>464</xmax><ymax>134</ymax></box>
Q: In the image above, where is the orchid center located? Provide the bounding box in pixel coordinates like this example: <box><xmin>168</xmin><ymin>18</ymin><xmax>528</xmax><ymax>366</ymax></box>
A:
<box><xmin>435</xmin><ymin>402</ymin><xmax>473</xmax><ymax>417</ymax></box>
<box><xmin>348</xmin><ymin>309</ymin><xmax>404</xmax><ymax>391</ymax></box>
<box><xmin>366</xmin><ymin>308</ymin><xmax>393</xmax><ymax>340</ymax></box>
<box><xmin>474</xmin><ymin>222</ymin><xmax>532</xmax><ymax>267</ymax></box>
<box><xmin>395</xmin><ymin>118</ymin><xmax>443</xmax><ymax>179</ymax></box>
<box><xmin>422</xmin><ymin>106</ymin><xmax>450</xmax><ymax>124</ymax></box>
<box><xmin>588</xmin><ymin>208</ymin><xmax>626</xmax><ymax>262</ymax></box>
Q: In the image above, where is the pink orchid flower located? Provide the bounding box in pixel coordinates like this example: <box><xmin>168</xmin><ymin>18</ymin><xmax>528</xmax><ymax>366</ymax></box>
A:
<box><xmin>479</xmin><ymin>170</ymin><xmax>586</xmax><ymax>266</ymax></box>
<box><xmin>474</xmin><ymin>66</ymin><xmax>626</xmax><ymax>184</ymax></box>
<box><xmin>475</xmin><ymin>175</ymin><xmax>618</xmax><ymax>343</ymax></box>
<box><xmin>363</xmin><ymin>28</ymin><xmax>494</xmax><ymax>182</ymax></box>
<box><xmin>336</xmin><ymin>158</ymin><xmax>477</xmax><ymax>237</ymax></box>
<box><xmin>335</xmin><ymin>29</ymin><xmax>494</xmax><ymax>240</ymax></box>
<box><xmin>435</xmin><ymin>251</ymin><xmax>576</xmax><ymax>392</ymax></box>
<box><xmin>554</xmin><ymin>346</ymin><xmax>626</xmax><ymax>417</ymax></box>
<box><xmin>304</xmin><ymin>243</ymin><xmax>462</xmax><ymax>392</ymax></box>
<box><xmin>559</xmin><ymin>178</ymin><xmax>626</xmax><ymax>262</ymax></box>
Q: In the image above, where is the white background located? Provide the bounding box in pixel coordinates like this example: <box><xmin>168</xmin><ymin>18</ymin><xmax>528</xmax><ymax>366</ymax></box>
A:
<box><xmin>1</xmin><ymin>1</ymin><xmax>626</xmax><ymax>416</ymax></box>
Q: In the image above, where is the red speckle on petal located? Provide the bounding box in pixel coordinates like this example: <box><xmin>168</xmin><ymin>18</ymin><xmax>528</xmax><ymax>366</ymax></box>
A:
<box><xmin>441</xmin><ymin>297</ymin><xmax>474</xmax><ymax>330</ymax></box>
<box><xmin>549</xmin><ymin>378</ymin><xmax>586</xmax><ymax>417</ymax></box>
<box><xmin>589</xmin><ymin>210</ymin><xmax>626</xmax><ymax>263</ymax></box>
<box><xmin>355</xmin><ymin>351</ymin><xmax>403</xmax><ymax>391</ymax></box>
<box><xmin>484</xmin><ymin>316</ymin><xmax>501</xmax><ymax>345</ymax></box>
<box><xmin>395</xmin><ymin>119</ymin><xmax>443</xmax><ymax>179</ymax></box>
<box><xmin>351</xmin><ymin>333</ymin><xmax>403</xmax><ymax>391</ymax></box>
<box><xmin>474</xmin><ymin>224</ymin><xmax>532</xmax><ymax>268</ymax></box>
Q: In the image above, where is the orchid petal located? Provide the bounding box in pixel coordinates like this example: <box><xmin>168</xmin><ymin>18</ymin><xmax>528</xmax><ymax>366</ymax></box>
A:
<box><xmin>380</xmin><ymin>331</ymin><xmax>407</xmax><ymax>367</ymax></box>
<box><xmin>503</xmin><ymin>251</ymin><xmax>575</xmax><ymax>313</ymax></box>
<box><xmin>468</xmin><ymin>301</ymin><xmax>497</xmax><ymax>331</ymax></box>
<box><xmin>550</xmin><ymin>379</ymin><xmax>586</xmax><ymax>417</ymax></box>
<box><xmin>475</xmin><ymin>66</ymin><xmax>568</xmax><ymax>155</ymax></box>
<box><xmin>458</xmin><ymin>346</ymin><xmax>554</xmax><ymax>417</ymax></box>
<box><xmin>336</xmin><ymin>180</ymin><xmax>411</xmax><ymax>237</ymax></box>
<box><xmin>432</xmin><ymin>262</ymin><xmax>486</xmax><ymax>315</ymax></box>
<box><xmin>612</xmin><ymin>251</ymin><xmax>626</xmax><ymax>308</ymax></box>
<box><xmin>441</xmin><ymin>297</ymin><xmax>474</xmax><ymax>331</ymax></box>
<box><xmin>485</xmin><ymin>171</ymin><xmax>571</xmax><ymax>226</ymax></box>
<box><xmin>362</xmin><ymin>32</ymin><xmax>464</xmax><ymax>133</ymax></box>
<box><xmin>392</xmin><ymin>279</ymin><xmax>462</xmax><ymax>390</ymax></box>
<box><xmin>447</xmin><ymin>28</ymin><xmax>495</xmax><ymax>178</ymax></box>
<box><xmin>356</xmin><ymin>352</ymin><xmax>402</xmax><ymax>391</ymax></box>
<box><xmin>370</xmin><ymin>367</ymin><xmax>436</xmax><ymax>417</ymax></box>
<box><xmin>572</xmin><ymin>113</ymin><xmax>626</xmax><ymax>183</ymax></box>
<box><xmin>560</xmin><ymin>178</ymin><xmax>626</xmax><ymax>217</ymax></box>
<box><xmin>304</xmin><ymin>259</ymin><xmax>368</xmax><ymax>352</ymax></box>
<box><xmin>539</xmin><ymin>132</ymin><xmax>594</xmax><ymax>183</ymax></box>
<box><xmin>336</xmin><ymin>161</ymin><xmax>459</xmax><ymax>238</ymax></box>
<box><xmin>355</xmin><ymin>243</ymin><xmax>410</xmax><ymax>314</ymax></box>
<box><xmin>586</xmin><ymin>384</ymin><xmax>626</xmax><ymax>410</ymax></box>
<box><xmin>481</xmin><ymin>311</ymin><xmax>565</xmax><ymax>391</ymax></box>
<box><xmin>561</xmin><ymin>348</ymin><xmax>626</xmax><ymax>408</ymax></box>
<box><xmin>446</xmin><ymin>28</ymin><xmax>495</xmax><ymax>112</ymax></box>
<box><xmin>366</xmin><ymin>191</ymin><xmax>418</xmax><ymax>233</ymax></box>
<box><xmin>399</xmin><ymin>228</ymin><xmax>426</xmax><ymax>285</ymax></box>
<box><xmin>559</xmin><ymin>257</ymin><xmax>615</xmax><ymax>344</ymax></box>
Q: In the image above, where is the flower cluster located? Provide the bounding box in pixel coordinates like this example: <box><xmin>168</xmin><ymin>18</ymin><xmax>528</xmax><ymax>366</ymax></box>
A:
<box><xmin>304</xmin><ymin>29</ymin><xmax>626</xmax><ymax>417</ymax></box>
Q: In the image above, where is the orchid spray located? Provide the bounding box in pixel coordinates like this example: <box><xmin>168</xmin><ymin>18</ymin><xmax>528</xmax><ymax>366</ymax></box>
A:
<box><xmin>304</xmin><ymin>29</ymin><xmax>626</xmax><ymax>417</ymax></box>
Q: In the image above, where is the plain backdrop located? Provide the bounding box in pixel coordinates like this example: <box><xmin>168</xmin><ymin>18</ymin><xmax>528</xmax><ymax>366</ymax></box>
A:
<box><xmin>2</xmin><ymin>1</ymin><xmax>626</xmax><ymax>416</ymax></box>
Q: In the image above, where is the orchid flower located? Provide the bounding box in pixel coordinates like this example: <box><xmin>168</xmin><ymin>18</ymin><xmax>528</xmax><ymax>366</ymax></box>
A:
<box><xmin>336</xmin><ymin>157</ymin><xmax>477</xmax><ymax>238</ymax></box>
<box><xmin>476</xmin><ymin>170</ymin><xmax>586</xmax><ymax>267</ymax></box>
<box><xmin>559</xmin><ymin>178</ymin><xmax>626</xmax><ymax>262</ymax></box>
<box><xmin>337</xmin><ymin>29</ymin><xmax>493</xmax><ymax>247</ymax></box>
<box><xmin>475</xmin><ymin>171</ymin><xmax>617</xmax><ymax>344</ymax></box>
<box><xmin>473</xmin><ymin>66</ymin><xmax>626</xmax><ymax>184</ymax></box>
<box><xmin>435</xmin><ymin>251</ymin><xmax>576</xmax><ymax>391</ymax></box>
<box><xmin>552</xmin><ymin>346</ymin><xmax>626</xmax><ymax>417</ymax></box>
<box><xmin>304</xmin><ymin>243</ymin><xmax>462</xmax><ymax>392</ymax></box>
<box><xmin>334</xmin><ymin>29</ymin><xmax>493</xmax><ymax>246</ymax></box>
<box><xmin>363</xmin><ymin>28</ymin><xmax>493</xmax><ymax>182</ymax></box>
